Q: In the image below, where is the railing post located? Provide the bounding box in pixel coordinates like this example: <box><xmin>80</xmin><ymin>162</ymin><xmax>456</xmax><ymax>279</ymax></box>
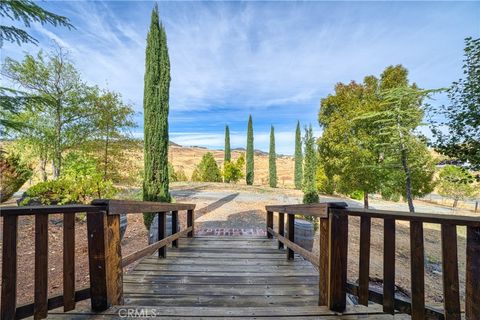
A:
<box><xmin>287</xmin><ymin>214</ymin><xmax>295</xmax><ymax>260</ymax></box>
<box><xmin>327</xmin><ymin>209</ymin><xmax>348</xmax><ymax>312</ymax></box>
<box><xmin>187</xmin><ymin>209</ymin><xmax>194</xmax><ymax>237</ymax></box>
<box><xmin>1</xmin><ymin>215</ymin><xmax>18</xmax><ymax>320</ymax></box>
<box><xmin>158</xmin><ymin>212</ymin><xmax>167</xmax><ymax>258</ymax></box>
<box><xmin>466</xmin><ymin>226</ymin><xmax>480</xmax><ymax>319</ymax></box>
<box><xmin>318</xmin><ymin>216</ymin><xmax>329</xmax><ymax>306</ymax></box>
<box><xmin>63</xmin><ymin>214</ymin><xmax>76</xmax><ymax>312</ymax></box>
<box><xmin>278</xmin><ymin>212</ymin><xmax>285</xmax><ymax>249</ymax></box>
<box><xmin>105</xmin><ymin>214</ymin><xmax>123</xmax><ymax>305</ymax></box>
<box><xmin>87</xmin><ymin>210</ymin><xmax>109</xmax><ymax>311</ymax></box>
<box><xmin>34</xmin><ymin>213</ymin><xmax>49</xmax><ymax>319</ymax></box>
<box><xmin>172</xmin><ymin>210</ymin><xmax>179</xmax><ymax>248</ymax></box>
<box><xmin>266</xmin><ymin>211</ymin><xmax>273</xmax><ymax>239</ymax></box>
<box><xmin>87</xmin><ymin>209</ymin><xmax>124</xmax><ymax>311</ymax></box>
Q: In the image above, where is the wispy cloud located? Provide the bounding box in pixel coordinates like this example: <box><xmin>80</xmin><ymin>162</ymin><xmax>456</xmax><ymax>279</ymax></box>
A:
<box><xmin>1</xmin><ymin>1</ymin><xmax>478</xmax><ymax>154</ymax></box>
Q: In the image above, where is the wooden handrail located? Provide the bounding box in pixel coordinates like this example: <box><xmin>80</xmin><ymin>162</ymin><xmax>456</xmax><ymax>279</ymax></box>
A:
<box><xmin>0</xmin><ymin>204</ymin><xmax>106</xmax><ymax>216</ymax></box>
<box><xmin>265</xmin><ymin>202</ymin><xmax>347</xmax><ymax>216</ymax></box>
<box><xmin>265</xmin><ymin>202</ymin><xmax>480</xmax><ymax>320</ymax></box>
<box><xmin>345</xmin><ymin>207</ymin><xmax>480</xmax><ymax>226</ymax></box>
<box><xmin>91</xmin><ymin>199</ymin><xmax>195</xmax><ymax>215</ymax></box>
<box><xmin>0</xmin><ymin>199</ymin><xmax>196</xmax><ymax>320</ymax></box>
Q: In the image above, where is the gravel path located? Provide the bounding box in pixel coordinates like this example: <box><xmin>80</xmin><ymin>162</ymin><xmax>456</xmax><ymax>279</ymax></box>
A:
<box><xmin>171</xmin><ymin>184</ymin><xmax>475</xmax><ymax>230</ymax></box>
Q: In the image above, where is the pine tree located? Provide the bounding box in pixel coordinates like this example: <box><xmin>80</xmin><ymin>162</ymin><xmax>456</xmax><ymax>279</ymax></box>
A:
<box><xmin>269</xmin><ymin>126</ymin><xmax>277</xmax><ymax>188</ymax></box>
<box><xmin>246</xmin><ymin>115</ymin><xmax>254</xmax><ymax>185</ymax></box>
<box><xmin>143</xmin><ymin>5</ymin><xmax>171</xmax><ymax>229</ymax></box>
<box><xmin>193</xmin><ymin>152</ymin><xmax>222</xmax><ymax>182</ymax></box>
<box><xmin>303</xmin><ymin>125</ymin><xmax>319</xmax><ymax>204</ymax></box>
<box><xmin>224</xmin><ymin>125</ymin><xmax>231</xmax><ymax>162</ymax></box>
<box><xmin>294</xmin><ymin>121</ymin><xmax>303</xmax><ymax>190</ymax></box>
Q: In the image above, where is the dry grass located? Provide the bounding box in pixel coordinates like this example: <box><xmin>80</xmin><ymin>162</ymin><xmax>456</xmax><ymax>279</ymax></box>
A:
<box><xmin>121</xmin><ymin>143</ymin><xmax>296</xmax><ymax>188</ymax></box>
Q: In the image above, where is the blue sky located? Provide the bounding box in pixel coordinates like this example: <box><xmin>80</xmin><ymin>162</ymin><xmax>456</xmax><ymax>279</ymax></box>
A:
<box><xmin>2</xmin><ymin>1</ymin><xmax>479</xmax><ymax>154</ymax></box>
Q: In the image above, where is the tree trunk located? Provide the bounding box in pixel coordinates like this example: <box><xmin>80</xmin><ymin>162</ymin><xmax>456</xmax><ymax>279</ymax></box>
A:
<box><xmin>40</xmin><ymin>157</ymin><xmax>47</xmax><ymax>182</ymax></box>
<box><xmin>53</xmin><ymin>102</ymin><xmax>62</xmax><ymax>179</ymax></box>
<box><xmin>363</xmin><ymin>192</ymin><xmax>369</xmax><ymax>209</ymax></box>
<box><xmin>453</xmin><ymin>199</ymin><xmax>458</xmax><ymax>208</ymax></box>
<box><xmin>401</xmin><ymin>148</ymin><xmax>415</xmax><ymax>213</ymax></box>
<box><xmin>104</xmin><ymin>126</ymin><xmax>109</xmax><ymax>180</ymax></box>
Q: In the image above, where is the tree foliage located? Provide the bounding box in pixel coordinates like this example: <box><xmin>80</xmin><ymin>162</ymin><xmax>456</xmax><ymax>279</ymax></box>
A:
<box><xmin>246</xmin><ymin>115</ymin><xmax>254</xmax><ymax>185</ymax></box>
<box><xmin>303</xmin><ymin>125</ymin><xmax>319</xmax><ymax>204</ymax></box>
<box><xmin>294</xmin><ymin>121</ymin><xmax>303</xmax><ymax>190</ymax></box>
<box><xmin>269</xmin><ymin>126</ymin><xmax>277</xmax><ymax>188</ymax></box>
<box><xmin>223</xmin><ymin>154</ymin><xmax>245</xmax><ymax>183</ymax></box>
<box><xmin>143</xmin><ymin>5</ymin><xmax>171</xmax><ymax>229</ymax></box>
<box><xmin>318</xmin><ymin>65</ymin><xmax>436</xmax><ymax>211</ymax></box>
<box><xmin>2</xmin><ymin>45</ymin><xmax>99</xmax><ymax>178</ymax></box>
<box><xmin>0</xmin><ymin>150</ymin><xmax>32</xmax><ymax>203</ymax></box>
<box><xmin>431</xmin><ymin>37</ymin><xmax>480</xmax><ymax>170</ymax></box>
<box><xmin>0</xmin><ymin>0</ymin><xmax>73</xmax><ymax>46</ymax></box>
<box><xmin>359</xmin><ymin>83</ymin><xmax>437</xmax><ymax>212</ymax></box>
<box><xmin>2</xmin><ymin>45</ymin><xmax>135</xmax><ymax>182</ymax></box>
<box><xmin>91</xmin><ymin>89</ymin><xmax>136</xmax><ymax>180</ymax></box>
<box><xmin>437</xmin><ymin>165</ymin><xmax>478</xmax><ymax>207</ymax></box>
<box><xmin>318</xmin><ymin>78</ymin><xmax>383</xmax><ymax>208</ymax></box>
<box><xmin>192</xmin><ymin>152</ymin><xmax>222</xmax><ymax>182</ymax></box>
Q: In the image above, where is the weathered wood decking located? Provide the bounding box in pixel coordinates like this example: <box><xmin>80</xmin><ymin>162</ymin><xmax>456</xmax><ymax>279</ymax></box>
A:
<box><xmin>49</xmin><ymin>237</ymin><xmax>409</xmax><ymax>319</ymax></box>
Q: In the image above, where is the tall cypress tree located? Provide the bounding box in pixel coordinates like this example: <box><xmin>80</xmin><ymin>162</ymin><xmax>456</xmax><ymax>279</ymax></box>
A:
<box><xmin>294</xmin><ymin>120</ymin><xmax>303</xmax><ymax>190</ymax></box>
<box><xmin>224</xmin><ymin>125</ymin><xmax>231</xmax><ymax>183</ymax></box>
<box><xmin>224</xmin><ymin>125</ymin><xmax>231</xmax><ymax>162</ymax></box>
<box><xmin>269</xmin><ymin>125</ymin><xmax>277</xmax><ymax>188</ymax></box>
<box><xmin>246</xmin><ymin>115</ymin><xmax>254</xmax><ymax>185</ymax></box>
<box><xmin>303</xmin><ymin>125</ymin><xmax>319</xmax><ymax>204</ymax></box>
<box><xmin>143</xmin><ymin>5</ymin><xmax>171</xmax><ymax>229</ymax></box>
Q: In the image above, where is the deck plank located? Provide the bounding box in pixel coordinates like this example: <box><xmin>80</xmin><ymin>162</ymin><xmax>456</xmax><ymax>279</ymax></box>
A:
<box><xmin>123</xmin><ymin>237</ymin><xmax>318</xmax><ymax>308</ymax></box>
<box><xmin>49</xmin><ymin>236</ymin><xmax>411</xmax><ymax>319</ymax></box>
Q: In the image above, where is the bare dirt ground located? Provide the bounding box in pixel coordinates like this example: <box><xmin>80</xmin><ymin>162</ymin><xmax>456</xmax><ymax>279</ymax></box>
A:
<box><xmin>0</xmin><ymin>182</ymin><xmax>476</xmax><ymax>308</ymax></box>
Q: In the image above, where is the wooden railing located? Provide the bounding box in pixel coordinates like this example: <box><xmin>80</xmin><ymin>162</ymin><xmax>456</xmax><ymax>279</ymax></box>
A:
<box><xmin>265</xmin><ymin>203</ymin><xmax>480</xmax><ymax>320</ymax></box>
<box><xmin>0</xmin><ymin>199</ymin><xmax>195</xmax><ymax>320</ymax></box>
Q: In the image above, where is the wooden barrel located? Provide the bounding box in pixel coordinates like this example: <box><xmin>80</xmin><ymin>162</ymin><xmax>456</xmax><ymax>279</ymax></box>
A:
<box><xmin>148</xmin><ymin>214</ymin><xmax>179</xmax><ymax>244</ymax></box>
<box><xmin>286</xmin><ymin>219</ymin><xmax>314</xmax><ymax>251</ymax></box>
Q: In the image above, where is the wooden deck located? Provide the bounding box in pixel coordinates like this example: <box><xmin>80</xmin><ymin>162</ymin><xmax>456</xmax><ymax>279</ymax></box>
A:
<box><xmin>49</xmin><ymin>237</ymin><xmax>410</xmax><ymax>319</ymax></box>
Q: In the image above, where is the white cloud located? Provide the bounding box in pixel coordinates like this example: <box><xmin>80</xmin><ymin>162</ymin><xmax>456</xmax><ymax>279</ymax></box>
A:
<box><xmin>1</xmin><ymin>1</ymin><xmax>476</xmax><ymax>155</ymax></box>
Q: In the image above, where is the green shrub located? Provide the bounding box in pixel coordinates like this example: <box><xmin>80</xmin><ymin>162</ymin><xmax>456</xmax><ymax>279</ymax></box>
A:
<box><xmin>192</xmin><ymin>152</ymin><xmax>222</xmax><ymax>182</ymax></box>
<box><xmin>349</xmin><ymin>190</ymin><xmax>364</xmax><ymax>201</ymax></box>
<box><xmin>21</xmin><ymin>152</ymin><xmax>117</xmax><ymax>205</ymax></box>
<box><xmin>302</xmin><ymin>192</ymin><xmax>319</xmax><ymax>204</ymax></box>
<box><xmin>175</xmin><ymin>169</ymin><xmax>188</xmax><ymax>181</ymax></box>
<box><xmin>169</xmin><ymin>163</ymin><xmax>188</xmax><ymax>182</ymax></box>
<box><xmin>0</xmin><ymin>151</ymin><xmax>33</xmax><ymax>203</ymax></box>
<box><xmin>20</xmin><ymin>179</ymin><xmax>71</xmax><ymax>205</ymax></box>
<box><xmin>223</xmin><ymin>154</ymin><xmax>245</xmax><ymax>183</ymax></box>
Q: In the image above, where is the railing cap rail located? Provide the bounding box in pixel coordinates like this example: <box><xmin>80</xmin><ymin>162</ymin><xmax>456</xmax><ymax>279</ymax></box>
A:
<box><xmin>343</xmin><ymin>207</ymin><xmax>480</xmax><ymax>227</ymax></box>
<box><xmin>0</xmin><ymin>204</ymin><xmax>106</xmax><ymax>216</ymax></box>
<box><xmin>92</xmin><ymin>199</ymin><xmax>196</xmax><ymax>215</ymax></box>
<box><xmin>265</xmin><ymin>202</ymin><xmax>348</xmax><ymax>217</ymax></box>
